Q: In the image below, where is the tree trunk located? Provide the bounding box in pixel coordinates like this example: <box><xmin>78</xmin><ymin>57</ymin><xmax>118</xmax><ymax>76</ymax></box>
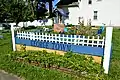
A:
<box><xmin>49</xmin><ymin>1</ymin><xmax>53</xmax><ymax>17</ymax></box>
<box><xmin>52</xmin><ymin>18</ymin><xmax>54</xmax><ymax>26</ymax></box>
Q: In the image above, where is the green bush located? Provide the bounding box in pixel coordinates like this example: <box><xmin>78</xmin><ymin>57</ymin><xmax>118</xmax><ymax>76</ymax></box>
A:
<box><xmin>8</xmin><ymin>50</ymin><xmax>104</xmax><ymax>78</ymax></box>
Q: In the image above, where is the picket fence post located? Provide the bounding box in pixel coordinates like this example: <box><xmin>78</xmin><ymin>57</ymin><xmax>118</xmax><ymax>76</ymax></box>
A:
<box><xmin>11</xmin><ymin>24</ymin><xmax>16</xmax><ymax>51</ymax></box>
<box><xmin>103</xmin><ymin>26</ymin><xmax>113</xmax><ymax>74</ymax></box>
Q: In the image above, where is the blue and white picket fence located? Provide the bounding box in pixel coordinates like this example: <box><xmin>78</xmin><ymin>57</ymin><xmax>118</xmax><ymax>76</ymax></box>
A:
<box><xmin>15</xmin><ymin>31</ymin><xmax>105</xmax><ymax>56</ymax></box>
<box><xmin>11</xmin><ymin>24</ymin><xmax>113</xmax><ymax>74</ymax></box>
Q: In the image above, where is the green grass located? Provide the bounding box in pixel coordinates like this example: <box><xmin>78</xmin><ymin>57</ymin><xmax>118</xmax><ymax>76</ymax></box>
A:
<box><xmin>0</xmin><ymin>28</ymin><xmax>120</xmax><ymax>80</ymax></box>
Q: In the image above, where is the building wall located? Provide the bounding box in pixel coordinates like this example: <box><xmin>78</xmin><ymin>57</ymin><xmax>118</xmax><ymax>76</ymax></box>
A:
<box><xmin>63</xmin><ymin>0</ymin><xmax>120</xmax><ymax>26</ymax></box>
<box><xmin>78</xmin><ymin>0</ymin><xmax>120</xmax><ymax>26</ymax></box>
<box><xmin>65</xmin><ymin>7</ymin><xmax>81</xmax><ymax>25</ymax></box>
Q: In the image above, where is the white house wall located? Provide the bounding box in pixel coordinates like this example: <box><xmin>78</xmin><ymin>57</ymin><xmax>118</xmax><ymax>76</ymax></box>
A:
<box><xmin>78</xmin><ymin>0</ymin><xmax>120</xmax><ymax>26</ymax></box>
<box><xmin>65</xmin><ymin>7</ymin><xmax>81</xmax><ymax>25</ymax></box>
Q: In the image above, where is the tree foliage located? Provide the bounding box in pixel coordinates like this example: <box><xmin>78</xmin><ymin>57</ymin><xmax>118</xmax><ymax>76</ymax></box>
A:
<box><xmin>9</xmin><ymin>0</ymin><xmax>36</xmax><ymax>25</ymax></box>
<box><xmin>0</xmin><ymin>0</ymin><xmax>37</xmax><ymax>25</ymax></box>
<box><xmin>0</xmin><ymin>0</ymin><xmax>55</xmax><ymax>25</ymax></box>
<box><xmin>0</xmin><ymin>0</ymin><xmax>11</xmax><ymax>22</ymax></box>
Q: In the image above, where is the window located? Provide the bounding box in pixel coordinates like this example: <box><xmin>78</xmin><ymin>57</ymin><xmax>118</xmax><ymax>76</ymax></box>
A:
<box><xmin>93</xmin><ymin>11</ymin><xmax>98</xmax><ymax>20</ymax></box>
<box><xmin>88</xmin><ymin>0</ymin><xmax>92</xmax><ymax>4</ymax></box>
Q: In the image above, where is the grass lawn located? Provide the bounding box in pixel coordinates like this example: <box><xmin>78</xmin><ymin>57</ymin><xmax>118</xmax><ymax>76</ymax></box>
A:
<box><xmin>0</xmin><ymin>28</ymin><xmax>120</xmax><ymax>80</ymax></box>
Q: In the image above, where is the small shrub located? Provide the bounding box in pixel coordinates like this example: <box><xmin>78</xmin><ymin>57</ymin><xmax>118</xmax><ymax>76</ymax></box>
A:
<box><xmin>9</xmin><ymin>50</ymin><xmax>104</xmax><ymax>78</ymax></box>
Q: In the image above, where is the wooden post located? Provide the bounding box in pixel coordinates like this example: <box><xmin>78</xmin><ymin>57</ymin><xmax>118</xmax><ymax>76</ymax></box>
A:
<box><xmin>103</xmin><ymin>25</ymin><xmax>113</xmax><ymax>74</ymax></box>
<box><xmin>11</xmin><ymin>24</ymin><xmax>16</xmax><ymax>51</ymax></box>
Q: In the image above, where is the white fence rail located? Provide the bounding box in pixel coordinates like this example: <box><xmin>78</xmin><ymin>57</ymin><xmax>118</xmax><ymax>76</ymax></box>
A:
<box><xmin>16</xmin><ymin>31</ymin><xmax>105</xmax><ymax>48</ymax></box>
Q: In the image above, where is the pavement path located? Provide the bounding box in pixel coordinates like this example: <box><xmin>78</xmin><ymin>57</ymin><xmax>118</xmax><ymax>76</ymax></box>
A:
<box><xmin>0</xmin><ymin>70</ymin><xmax>21</xmax><ymax>80</ymax></box>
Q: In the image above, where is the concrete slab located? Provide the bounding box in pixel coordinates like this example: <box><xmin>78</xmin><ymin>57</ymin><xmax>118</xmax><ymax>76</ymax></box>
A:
<box><xmin>0</xmin><ymin>71</ymin><xmax>21</xmax><ymax>80</ymax></box>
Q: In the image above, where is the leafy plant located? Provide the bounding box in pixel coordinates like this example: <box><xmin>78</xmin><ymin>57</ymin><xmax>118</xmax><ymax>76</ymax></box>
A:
<box><xmin>9</xmin><ymin>50</ymin><xmax>104</xmax><ymax>79</ymax></box>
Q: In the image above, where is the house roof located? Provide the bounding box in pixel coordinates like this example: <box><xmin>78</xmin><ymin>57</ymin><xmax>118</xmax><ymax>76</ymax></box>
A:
<box><xmin>58</xmin><ymin>2</ymin><xmax>79</xmax><ymax>8</ymax></box>
<box><xmin>56</xmin><ymin>0</ymin><xmax>78</xmax><ymax>6</ymax></box>
<box><xmin>56</xmin><ymin>8</ymin><xmax>69</xmax><ymax>17</ymax></box>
